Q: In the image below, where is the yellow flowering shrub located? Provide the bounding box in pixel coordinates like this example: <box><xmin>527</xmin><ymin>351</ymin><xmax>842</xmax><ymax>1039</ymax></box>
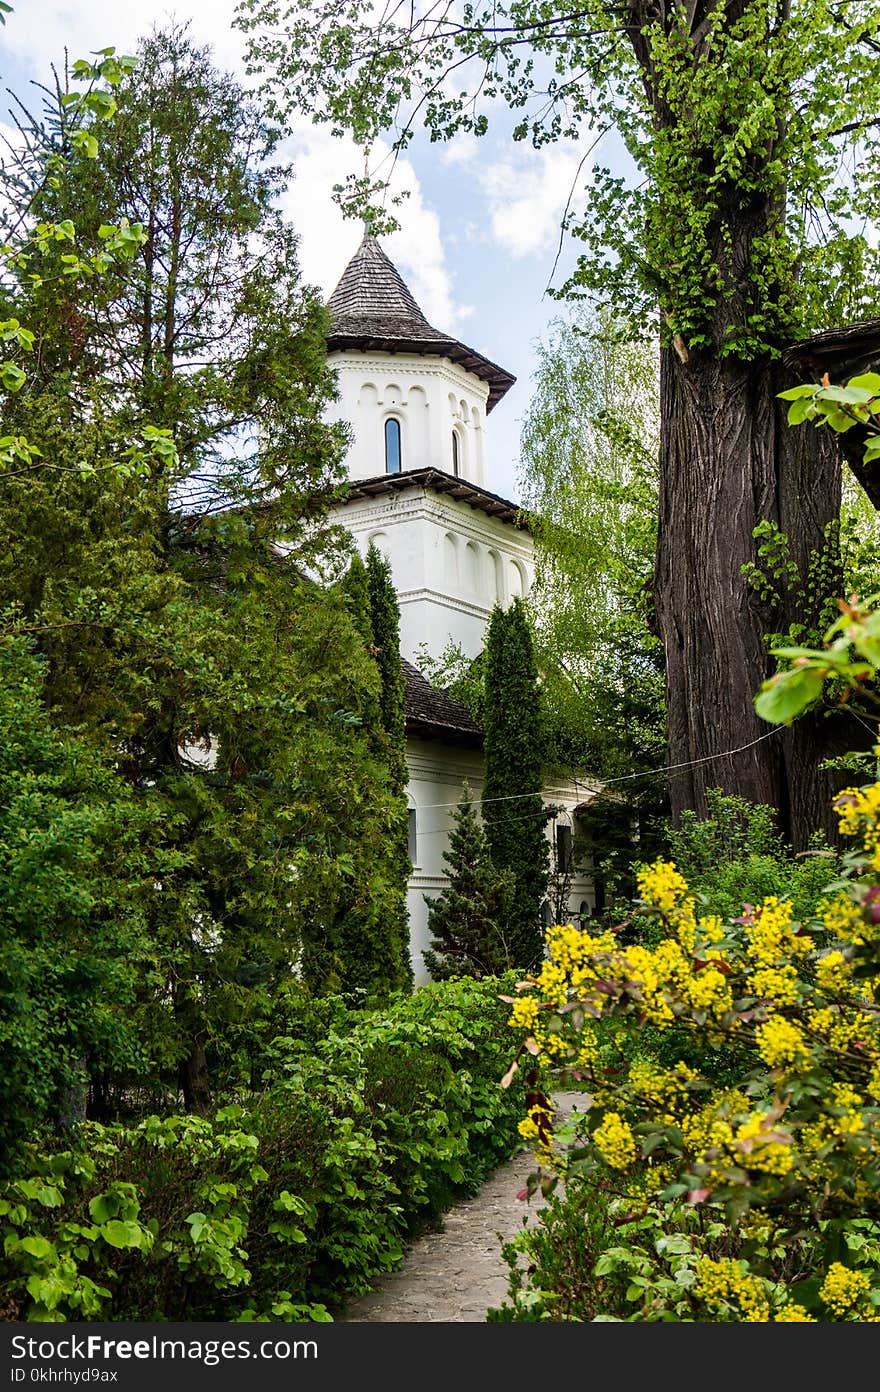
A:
<box><xmin>503</xmin><ymin>775</ymin><xmax>880</xmax><ymax>1321</ymax></box>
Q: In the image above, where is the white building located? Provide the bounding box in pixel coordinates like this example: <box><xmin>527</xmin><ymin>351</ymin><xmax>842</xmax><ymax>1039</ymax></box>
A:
<box><xmin>326</xmin><ymin>234</ymin><xmax>596</xmax><ymax>981</ymax></box>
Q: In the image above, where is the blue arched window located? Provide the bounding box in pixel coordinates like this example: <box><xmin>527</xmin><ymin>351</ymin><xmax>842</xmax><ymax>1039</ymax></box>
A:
<box><xmin>385</xmin><ymin>418</ymin><xmax>402</xmax><ymax>474</ymax></box>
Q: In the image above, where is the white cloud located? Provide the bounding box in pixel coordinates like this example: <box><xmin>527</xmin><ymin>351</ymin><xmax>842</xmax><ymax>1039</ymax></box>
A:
<box><xmin>279</xmin><ymin>129</ymin><xmax>470</xmax><ymax>331</ymax></box>
<box><xmin>482</xmin><ymin>137</ymin><xmax>594</xmax><ymax>259</ymax></box>
<box><xmin>2</xmin><ymin>0</ymin><xmax>246</xmax><ymax>78</ymax></box>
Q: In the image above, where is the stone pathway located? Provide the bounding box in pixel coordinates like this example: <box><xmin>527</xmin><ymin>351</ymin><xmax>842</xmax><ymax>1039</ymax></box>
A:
<box><xmin>338</xmin><ymin>1092</ymin><xmax>582</xmax><ymax>1323</ymax></box>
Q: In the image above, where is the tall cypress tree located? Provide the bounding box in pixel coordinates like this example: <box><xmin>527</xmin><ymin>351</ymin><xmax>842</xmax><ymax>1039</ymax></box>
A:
<box><xmin>483</xmin><ymin>598</ymin><xmax>550</xmax><ymax>970</ymax></box>
<box><xmin>366</xmin><ymin>543</ymin><xmax>407</xmax><ymax>787</ymax></box>
<box><xmin>362</xmin><ymin>543</ymin><xmax>413</xmax><ymax>989</ymax></box>
<box><xmin>305</xmin><ymin>546</ymin><xmax>412</xmax><ymax>998</ymax></box>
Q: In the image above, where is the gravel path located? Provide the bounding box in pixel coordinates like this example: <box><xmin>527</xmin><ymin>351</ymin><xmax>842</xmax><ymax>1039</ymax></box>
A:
<box><xmin>337</xmin><ymin>1092</ymin><xmax>582</xmax><ymax>1323</ymax></box>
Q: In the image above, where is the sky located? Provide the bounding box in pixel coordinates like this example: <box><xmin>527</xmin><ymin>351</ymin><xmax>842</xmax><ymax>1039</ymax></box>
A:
<box><xmin>0</xmin><ymin>0</ymin><xmax>601</xmax><ymax>503</ymax></box>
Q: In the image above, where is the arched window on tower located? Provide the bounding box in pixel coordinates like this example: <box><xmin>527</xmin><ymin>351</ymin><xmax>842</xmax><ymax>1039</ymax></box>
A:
<box><xmin>385</xmin><ymin>417</ymin><xmax>402</xmax><ymax>474</ymax></box>
<box><xmin>451</xmin><ymin>430</ymin><xmax>460</xmax><ymax>477</ymax></box>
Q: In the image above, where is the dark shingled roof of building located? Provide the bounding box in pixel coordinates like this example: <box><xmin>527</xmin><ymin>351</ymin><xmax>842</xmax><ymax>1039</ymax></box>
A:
<box><xmin>338</xmin><ymin>466</ymin><xmax>531</xmax><ymax>531</ymax></box>
<box><xmin>326</xmin><ymin>233</ymin><xmax>516</xmax><ymax>413</ymax></box>
<box><xmin>402</xmin><ymin>658</ymin><xmax>483</xmax><ymax>747</ymax></box>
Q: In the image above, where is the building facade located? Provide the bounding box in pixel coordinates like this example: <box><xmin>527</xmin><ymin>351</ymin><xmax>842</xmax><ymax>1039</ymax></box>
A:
<box><xmin>326</xmin><ymin>233</ymin><xmax>596</xmax><ymax>980</ymax></box>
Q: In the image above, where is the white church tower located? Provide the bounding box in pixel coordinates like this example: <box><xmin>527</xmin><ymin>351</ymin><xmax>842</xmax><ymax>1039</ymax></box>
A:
<box><xmin>325</xmin><ymin>233</ymin><xmax>595</xmax><ymax>979</ymax></box>
<box><xmin>325</xmin><ymin>233</ymin><xmax>535</xmax><ymax>663</ymax></box>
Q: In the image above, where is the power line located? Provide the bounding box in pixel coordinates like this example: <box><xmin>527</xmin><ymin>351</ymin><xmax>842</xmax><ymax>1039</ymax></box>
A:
<box><xmin>411</xmin><ymin>724</ymin><xmax>784</xmax><ymax>813</ymax></box>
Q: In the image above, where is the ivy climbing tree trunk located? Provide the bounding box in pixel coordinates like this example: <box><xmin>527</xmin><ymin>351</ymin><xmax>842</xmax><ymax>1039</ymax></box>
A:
<box><xmin>656</xmin><ymin>349</ymin><xmax>843</xmax><ymax>848</ymax></box>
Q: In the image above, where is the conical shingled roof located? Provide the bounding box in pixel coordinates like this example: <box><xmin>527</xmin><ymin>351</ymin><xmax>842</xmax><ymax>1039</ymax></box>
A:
<box><xmin>326</xmin><ymin>233</ymin><xmax>515</xmax><ymax>413</ymax></box>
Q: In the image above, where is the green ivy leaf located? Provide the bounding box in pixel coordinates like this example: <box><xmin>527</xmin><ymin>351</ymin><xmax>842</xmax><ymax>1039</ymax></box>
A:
<box><xmin>17</xmin><ymin>1235</ymin><xmax>54</xmax><ymax>1260</ymax></box>
<box><xmin>100</xmin><ymin>1220</ymin><xmax>148</xmax><ymax>1250</ymax></box>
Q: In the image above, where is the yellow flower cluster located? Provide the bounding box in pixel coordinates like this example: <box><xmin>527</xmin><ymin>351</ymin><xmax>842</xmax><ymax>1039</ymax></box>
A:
<box><xmin>774</xmin><ymin>1304</ymin><xmax>816</xmax><ymax>1322</ymax></box>
<box><xmin>628</xmin><ymin>1059</ymin><xmax>698</xmax><ymax>1113</ymax></box>
<box><xmin>685</xmin><ymin>965</ymin><xmax>733</xmax><ymax>1018</ymax></box>
<box><xmin>693</xmin><ymin>1258</ymin><xmax>770</xmax><ymax>1321</ymax></box>
<box><xmin>745</xmin><ymin>896</ymin><xmax>810</xmax><ymax>961</ymax></box>
<box><xmin>820</xmin><ymin>892</ymin><xmax>865</xmax><ymax>940</ymax></box>
<box><xmin>517</xmin><ymin>1104</ymin><xmax>555</xmax><ymax>1164</ymax></box>
<box><xmin>749</xmin><ymin>962</ymin><xmax>799</xmax><ymax>1006</ymax></box>
<box><xmin>730</xmin><ymin>1112</ymin><xmax>794</xmax><ymax>1176</ymax></box>
<box><xmin>592</xmin><ymin>1111</ymin><xmax>637</xmax><ymax>1170</ymax></box>
<box><xmin>637</xmin><ymin>860</ymin><xmax>690</xmax><ymax>913</ymax></box>
<box><xmin>819</xmin><ymin>1263</ymin><xmax>872</xmax><ymax>1316</ymax></box>
<box><xmin>508</xmin><ymin>995</ymin><xmax>540</xmax><ymax>1031</ymax></box>
<box><xmin>807</xmin><ymin>1005</ymin><xmax>869</xmax><ymax>1052</ymax></box>
<box><xmin>611</xmin><ymin>940</ymin><xmax>690</xmax><ymax>1026</ymax></box>
<box><xmin>755</xmin><ymin>1017</ymin><xmax>809</xmax><ymax>1069</ymax></box>
<box><xmin>835</xmin><ymin>783</ymin><xmax>880</xmax><ymax>870</ymax></box>
<box><xmin>679</xmin><ymin>1090</ymin><xmax>748</xmax><ymax>1156</ymax></box>
<box><xmin>801</xmin><ymin>1084</ymin><xmax>867</xmax><ymax>1161</ymax></box>
<box><xmin>815</xmin><ymin>950</ymin><xmax>854</xmax><ymax>995</ymax></box>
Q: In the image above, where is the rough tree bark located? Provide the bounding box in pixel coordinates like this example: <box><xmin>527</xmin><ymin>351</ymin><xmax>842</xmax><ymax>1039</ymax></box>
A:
<box><xmin>636</xmin><ymin>0</ymin><xmax>848</xmax><ymax>850</ymax></box>
<box><xmin>655</xmin><ymin>346</ymin><xmax>844</xmax><ymax>849</ymax></box>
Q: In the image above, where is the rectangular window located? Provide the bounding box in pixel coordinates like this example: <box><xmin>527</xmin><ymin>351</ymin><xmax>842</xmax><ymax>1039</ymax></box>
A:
<box><xmin>407</xmin><ymin>807</ymin><xmax>417</xmax><ymax>864</ymax></box>
<box><xmin>556</xmin><ymin>824</ymin><xmax>573</xmax><ymax>873</ymax></box>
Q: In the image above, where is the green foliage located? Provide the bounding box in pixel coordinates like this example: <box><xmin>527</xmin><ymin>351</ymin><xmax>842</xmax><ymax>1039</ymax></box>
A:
<box><xmin>423</xmin><ymin>785</ymin><xmax>518</xmax><ymax>980</ymax></box>
<box><xmin>0</xmin><ymin>28</ymin><xmax>411</xmax><ymax>1114</ymax></box>
<box><xmin>779</xmin><ymin>374</ymin><xmax>880</xmax><ymax>466</ymax></box>
<box><xmin>238</xmin><ymin>0</ymin><xmax>880</xmax><ymax>357</ymax></box>
<box><xmin>412</xmin><ymin>640</ymin><xmax>486</xmax><ymax>727</ymax></box>
<box><xmin>500</xmin><ymin>781</ymin><xmax>880</xmax><ymax>1320</ymax></box>
<box><xmin>365</xmin><ymin>543</ymin><xmax>407</xmax><ymax>775</ymax></box>
<box><xmin>756</xmin><ymin>592</ymin><xmax>880</xmax><ymax>728</ymax></box>
<box><xmin>483</xmin><ymin>599</ymin><xmax>550</xmax><ymax>970</ymax></box>
<box><xmin>488</xmin><ymin>1183</ymin><xmax>624</xmax><ymax>1322</ymax></box>
<box><xmin>742</xmin><ymin>519</ymin><xmax>843</xmax><ymax>648</ymax></box>
<box><xmin>0</xmin><ymin>978</ymin><xmax>527</xmax><ymax>1321</ymax></box>
<box><xmin>0</xmin><ymin>636</ymin><xmax>151</xmax><ymax>1177</ymax></box>
<box><xmin>519</xmin><ymin>309</ymin><xmax>664</xmax><ymax>779</ymax></box>
<box><xmin>667</xmin><ymin>789</ymin><xmax>841</xmax><ymax>926</ymax></box>
<box><xmin>318</xmin><ymin>545</ymin><xmax>412</xmax><ymax>998</ymax></box>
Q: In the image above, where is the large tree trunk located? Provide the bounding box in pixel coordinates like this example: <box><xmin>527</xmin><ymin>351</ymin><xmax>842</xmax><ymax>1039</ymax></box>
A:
<box><xmin>655</xmin><ymin>347</ymin><xmax>844</xmax><ymax>847</ymax></box>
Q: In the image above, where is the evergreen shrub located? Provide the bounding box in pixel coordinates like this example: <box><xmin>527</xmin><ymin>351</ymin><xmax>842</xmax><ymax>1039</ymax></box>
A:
<box><xmin>0</xmin><ymin>977</ymin><xmax>528</xmax><ymax>1321</ymax></box>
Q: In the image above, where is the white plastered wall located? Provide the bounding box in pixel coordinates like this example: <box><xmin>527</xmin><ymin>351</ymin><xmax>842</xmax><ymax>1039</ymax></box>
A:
<box><xmin>326</xmin><ymin>351</ymin><xmax>489</xmax><ymax>485</ymax></box>
<box><xmin>337</xmin><ymin>485</ymin><xmax>535</xmax><ymax>663</ymax></box>
<box><xmin>406</xmin><ymin>738</ymin><xmax>596</xmax><ymax>984</ymax></box>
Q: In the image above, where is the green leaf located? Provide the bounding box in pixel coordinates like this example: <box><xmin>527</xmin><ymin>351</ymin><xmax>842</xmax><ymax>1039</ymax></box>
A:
<box><xmin>777</xmin><ymin>385</ymin><xmax>817</xmax><ymax>400</ymax></box>
<box><xmin>787</xmin><ymin>399</ymin><xmax>813</xmax><ymax>425</ymax></box>
<box><xmin>100</xmin><ymin>1220</ymin><xmax>148</xmax><ymax>1250</ymax></box>
<box><xmin>755</xmin><ymin>665</ymin><xmax>826</xmax><ymax>724</ymax></box>
<box><xmin>18</xmin><ymin>1236</ymin><xmax>54</xmax><ymax>1260</ymax></box>
<box><xmin>815</xmin><ymin>384</ymin><xmax>875</xmax><ymax>405</ymax></box>
<box><xmin>845</xmin><ymin>373</ymin><xmax>880</xmax><ymax>394</ymax></box>
<box><xmin>1</xmin><ymin>362</ymin><xmax>26</xmax><ymax>393</ymax></box>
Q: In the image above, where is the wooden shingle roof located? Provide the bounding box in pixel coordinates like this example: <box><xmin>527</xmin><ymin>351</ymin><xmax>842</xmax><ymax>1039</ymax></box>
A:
<box><xmin>327</xmin><ymin>234</ymin><xmax>516</xmax><ymax>413</ymax></box>
<box><xmin>402</xmin><ymin>658</ymin><xmax>483</xmax><ymax>747</ymax></box>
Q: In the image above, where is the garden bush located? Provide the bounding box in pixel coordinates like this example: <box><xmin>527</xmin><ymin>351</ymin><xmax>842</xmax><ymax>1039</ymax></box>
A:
<box><xmin>667</xmin><ymin>788</ymin><xmax>841</xmax><ymax>927</ymax></box>
<box><xmin>0</xmin><ymin>976</ymin><xmax>528</xmax><ymax>1321</ymax></box>
<box><xmin>500</xmin><ymin>771</ymin><xmax>880</xmax><ymax>1321</ymax></box>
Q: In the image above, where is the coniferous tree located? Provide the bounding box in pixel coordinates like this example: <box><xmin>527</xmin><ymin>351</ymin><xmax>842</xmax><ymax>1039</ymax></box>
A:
<box><xmin>483</xmin><ymin>599</ymin><xmax>550</xmax><ymax>970</ymax></box>
<box><xmin>366</xmin><ymin>543</ymin><xmax>408</xmax><ymax>783</ymax></box>
<box><xmin>0</xmin><ymin>29</ymin><xmax>405</xmax><ymax>1110</ymax></box>
<box><xmin>423</xmin><ymin>786</ymin><xmax>516</xmax><ymax>980</ymax></box>
<box><xmin>301</xmin><ymin>549</ymin><xmax>413</xmax><ymax>997</ymax></box>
